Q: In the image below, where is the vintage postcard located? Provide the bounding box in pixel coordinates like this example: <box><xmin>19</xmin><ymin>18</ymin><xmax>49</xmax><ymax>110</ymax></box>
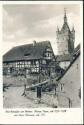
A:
<box><xmin>0</xmin><ymin>1</ymin><xmax>83</xmax><ymax>124</ymax></box>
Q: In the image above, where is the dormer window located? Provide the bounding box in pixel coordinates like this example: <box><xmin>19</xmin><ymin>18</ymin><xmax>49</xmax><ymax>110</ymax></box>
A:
<box><xmin>24</xmin><ymin>53</ymin><xmax>30</xmax><ymax>56</ymax></box>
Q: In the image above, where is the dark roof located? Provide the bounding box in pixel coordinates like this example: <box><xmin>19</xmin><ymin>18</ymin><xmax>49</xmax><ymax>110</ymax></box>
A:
<box><xmin>56</xmin><ymin>54</ymin><xmax>71</xmax><ymax>62</ymax></box>
<box><xmin>75</xmin><ymin>44</ymin><xmax>80</xmax><ymax>52</ymax></box>
<box><xmin>73</xmin><ymin>44</ymin><xmax>80</xmax><ymax>56</ymax></box>
<box><xmin>3</xmin><ymin>41</ymin><xmax>52</xmax><ymax>62</ymax></box>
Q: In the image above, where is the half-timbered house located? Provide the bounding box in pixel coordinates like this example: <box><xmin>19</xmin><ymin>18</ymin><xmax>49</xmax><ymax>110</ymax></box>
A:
<box><xmin>3</xmin><ymin>41</ymin><xmax>57</xmax><ymax>77</ymax></box>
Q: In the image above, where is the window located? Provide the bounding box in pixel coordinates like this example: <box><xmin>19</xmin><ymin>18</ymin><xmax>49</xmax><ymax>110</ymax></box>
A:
<box><xmin>26</xmin><ymin>69</ymin><xmax>30</xmax><ymax>74</ymax></box>
<box><xmin>25</xmin><ymin>61</ymin><xmax>27</xmax><ymax>65</ymax></box>
<box><xmin>16</xmin><ymin>62</ymin><xmax>20</xmax><ymax>67</ymax></box>
<box><xmin>17</xmin><ymin>62</ymin><xmax>19</xmax><ymax>64</ymax></box>
<box><xmin>8</xmin><ymin>67</ymin><xmax>10</xmax><ymax>73</ymax></box>
<box><xmin>77</xmin><ymin>64</ymin><xmax>78</xmax><ymax>69</ymax></box>
<box><xmin>31</xmin><ymin>67</ymin><xmax>35</xmax><ymax>73</ymax></box>
<box><xmin>19</xmin><ymin>61</ymin><xmax>22</xmax><ymax>64</ymax></box>
<box><xmin>36</xmin><ymin>61</ymin><xmax>39</xmax><ymax>65</ymax></box>
<box><xmin>46</xmin><ymin>52</ymin><xmax>48</xmax><ymax>57</ymax></box>
<box><xmin>34</xmin><ymin>68</ymin><xmax>37</xmax><ymax>72</ymax></box>
<box><xmin>28</xmin><ymin>61</ymin><xmax>31</xmax><ymax>65</ymax></box>
<box><xmin>60</xmin><ymin>83</ymin><xmax>64</xmax><ymax>92</ymax></box>
<box><xmin>36</xmin><ymin>61</ymin><xmax>38</xmax><ymax>64</ymax></box>
<box><xmin>25</xmin><ymin>61</ymin><xmax>31</xmax><ymax>67</ymax></box>
<box><xmin>46</xmin><ymin>48</ymin><xmax>52</xmax><ymax>52</ymax></box>
<box><xmin>42</xmin><ymin>60</ymin><xmax>46</xmax><ymax>64</ymax></box>
<box><xmin>31</xmin><ymin>67</ymin><xmax>39</xmax><ymax>73</ymax></box>
<box><xmin>19</xmin><ymin>65</ymin><xmax>21</xmax><ymax>68</ymax></box>
<box><xmin>36</xmin><ymin>67</ymin><xmax>39</xmax><ymax>72</ymax></box>
<box><xmin>28</xmin><ymin>61</ymin><xmax>31</xmax><ymax>67</ymax></box>
<box><xmin>16</xmin><ymin>62</ymin><xmax>19</xmax><ymax>67</ymax></box>
<box><xmin>22</xmin><ymin>64</ymin><xmax>24</xmax><ymax>68</ymax></box>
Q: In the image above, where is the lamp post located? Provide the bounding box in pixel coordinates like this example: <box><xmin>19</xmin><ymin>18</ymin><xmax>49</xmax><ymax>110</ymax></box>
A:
<box><xmin>22</xmin><ymin>68</ymin><xmax>27</xmax><ymax>96</ymax></box>
<box><xmin>36</xmin><ymin>61</ymin><xmax>42</xmax><ymax>103</ymax></box>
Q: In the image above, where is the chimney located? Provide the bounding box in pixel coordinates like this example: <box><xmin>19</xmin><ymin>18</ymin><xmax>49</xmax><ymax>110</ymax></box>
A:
<box><xmin>33</xmin><ymin>40</ymin><xmax>36</xmax><ymax>46</ymax></box>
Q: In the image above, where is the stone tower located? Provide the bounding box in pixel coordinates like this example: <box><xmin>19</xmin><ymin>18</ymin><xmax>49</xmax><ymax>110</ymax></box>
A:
<box><xmin>56</xmin><ymin>9</ymin><xmax>75</xmax><ymax>55</ymax></box>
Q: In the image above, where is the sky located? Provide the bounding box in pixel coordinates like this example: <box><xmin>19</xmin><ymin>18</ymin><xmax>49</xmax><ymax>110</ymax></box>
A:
<box><xmin>3</xmin><ymin>4</ymin><xmax>82</xmax><ymax>55</ymax></box>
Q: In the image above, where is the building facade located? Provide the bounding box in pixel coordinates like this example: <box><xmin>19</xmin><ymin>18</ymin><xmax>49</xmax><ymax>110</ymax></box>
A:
<box><xmin>57</xmin><ymin>46</ymin><xmax>80</xmax><ymax>108</ymax></box>
<box><xmin>3</xmin><ymin>41</ymin><xmax>57</xmax><ymax>78</ymax></box>
<box><xmin>56</xmin><ymin>54</ymin><xmax>72</xmax><ymax>70</ymax></box>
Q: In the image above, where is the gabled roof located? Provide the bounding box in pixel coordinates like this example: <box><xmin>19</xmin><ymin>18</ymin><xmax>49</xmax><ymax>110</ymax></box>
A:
<box><xmin>3</xmin><ymin>41</ymin><xmax>52</xmax><ymax>62</ymax></box>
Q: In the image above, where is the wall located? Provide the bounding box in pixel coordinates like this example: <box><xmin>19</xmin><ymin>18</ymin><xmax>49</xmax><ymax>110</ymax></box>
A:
<box><xmin>57</xmin><ymin>55</ymin><xmax>81</xmax><ymax>108</ymax></box>
<box><xmin>59</xmin><ymin>61</ymin><xmax>70</xmax><ymax>69</ymax></box>
<box><xmin>56</xmin><ymin>29</ymin><xmax>74</xmax><ymax>55</ymax></box>
<box><xmin>56</xmin><ymin>32</ymin><xmax>69</xmax><ymax>55</ymax></box>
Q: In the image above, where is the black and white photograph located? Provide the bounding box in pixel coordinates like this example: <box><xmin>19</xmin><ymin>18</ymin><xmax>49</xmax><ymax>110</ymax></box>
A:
<box><xmin>0</xmin><ymin>1</ymin><xmax>83</xmax><ymax>124</ymax></box>
<box><xmin>2</xmin><ymin>3</ymin><xmax>82</xmax><ymax>109</ymax></box>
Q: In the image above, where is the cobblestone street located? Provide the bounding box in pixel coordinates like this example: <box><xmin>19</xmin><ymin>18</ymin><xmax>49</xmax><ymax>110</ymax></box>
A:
<box><xmin>3</xmin><ymin>87</ymin><xmax>58</xmax><ymax>108</ymax></box>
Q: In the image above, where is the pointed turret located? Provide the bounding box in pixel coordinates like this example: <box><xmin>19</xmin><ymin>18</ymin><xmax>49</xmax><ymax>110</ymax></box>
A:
<box><xmin>72</xmin><ymin>26</ymin><xmax>75</xmax><ymax>32</ymax></box>
<box><xmin>71</xmin><ymin>25</ymin><xmax>75</xmax><ymax>44</ymax></box>
<box><xmin>56</xmin><ymin>8</ymin><xmax>75</xmax><ymax>55</ymax></box>
<box><xmin>61</xmin><ymin>8</ymin><xmax>70</xmax><ymax>32</ymax></box>
<box><xmin>56</xmin><ymin>26</ymin><xmax>59</xmax><ymax>32</ymax></box>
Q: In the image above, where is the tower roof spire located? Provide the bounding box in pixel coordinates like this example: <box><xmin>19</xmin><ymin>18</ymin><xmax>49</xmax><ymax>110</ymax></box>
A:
<box><xmin>64</xmin><ymin>8</ymin><xmax>66</xmax><ymax>16</ymax></box>
<box><xmin>61</xmin><ymin>8</ymin><xmax>70</xmax><ymax>32</ymax></box>
<box><xmin>64</xmin><ymin>8</ymin><xmax>67</xmax><ymax>23</ymax></box>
